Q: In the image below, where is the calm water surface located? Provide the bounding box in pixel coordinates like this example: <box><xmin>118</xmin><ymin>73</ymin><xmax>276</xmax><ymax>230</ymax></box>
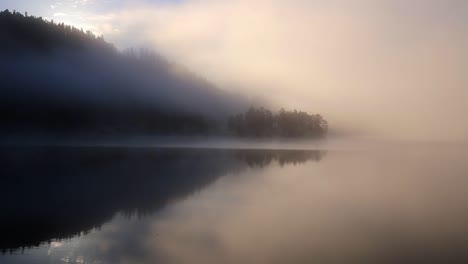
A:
<box><xmin>1</xmin><ymin>145</ymin><xmax>468</xmax><ymax>263</ymax></box>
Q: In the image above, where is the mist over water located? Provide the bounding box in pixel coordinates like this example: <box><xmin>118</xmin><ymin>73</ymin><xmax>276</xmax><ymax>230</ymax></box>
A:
<box><xmin>1</xmin><ymin>1</ymin><xmax>468</xmax><ymax>263</ymax></box>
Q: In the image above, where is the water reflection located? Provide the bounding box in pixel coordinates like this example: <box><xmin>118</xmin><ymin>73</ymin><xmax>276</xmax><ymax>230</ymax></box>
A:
<box><xmin>0</xmin><ymin>146</ymin><xmax>325</xmax><ymax>253</ymax></box>
<box><xmin>2</xmin><ymin>146</ymin><xmax>468</xmax><ymax>264</ymax></box>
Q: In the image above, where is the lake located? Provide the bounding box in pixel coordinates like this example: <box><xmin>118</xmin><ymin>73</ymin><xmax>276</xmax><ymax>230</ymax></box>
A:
<box><xmin>1</xmin><ymin>143</ymin><xmax>468</xmax><ymax>263</ymax></box>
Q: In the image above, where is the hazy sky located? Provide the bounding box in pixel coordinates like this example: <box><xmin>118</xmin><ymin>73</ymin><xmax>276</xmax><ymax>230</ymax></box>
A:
<box><xmin>3</xmin><ymin>0</ymin><xmax>468</xmax><ymax>141</ymax></box>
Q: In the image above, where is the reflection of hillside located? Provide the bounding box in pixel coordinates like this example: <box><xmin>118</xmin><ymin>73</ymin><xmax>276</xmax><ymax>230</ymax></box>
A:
<box><xmin>0</xmin><ymin>147</ymin><xmax>325</xmax><ymax>253</ymax></box>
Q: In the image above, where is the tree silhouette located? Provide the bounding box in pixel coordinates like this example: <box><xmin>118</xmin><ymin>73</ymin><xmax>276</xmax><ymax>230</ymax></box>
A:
<box><xmin>229</xmin><ymin>107</ymin><xmax>328</xmax><ymax>138</ymax></box>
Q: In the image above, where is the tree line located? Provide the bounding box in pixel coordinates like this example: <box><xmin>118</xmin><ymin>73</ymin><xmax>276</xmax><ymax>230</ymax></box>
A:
<box><xmin>228</xmin><ymin>107</ymin><xmax>328</xmax><ymax>138</ymax></box>
<box><xmin>0</xmin><ymin>9</ymin><xmax>114</xmax><ymax>53</ymax></box>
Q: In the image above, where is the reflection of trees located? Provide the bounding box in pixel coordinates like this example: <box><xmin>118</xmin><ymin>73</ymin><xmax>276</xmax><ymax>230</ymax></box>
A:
<box><xmin>0</xmin><ymin>147</ymin><xmax>325</xmax><ymax>253</ymax></box>
<box><xmin>236</xmin><ymin>149</ymin><xmax>325</xmax><ymax>168</ymax></box>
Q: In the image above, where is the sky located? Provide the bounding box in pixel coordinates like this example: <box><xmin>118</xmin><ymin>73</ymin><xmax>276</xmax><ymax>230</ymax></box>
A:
<box><xmin>2</xmin><ymin>0</ymin><xmax>468</xmax><ymax>141</ymax></box>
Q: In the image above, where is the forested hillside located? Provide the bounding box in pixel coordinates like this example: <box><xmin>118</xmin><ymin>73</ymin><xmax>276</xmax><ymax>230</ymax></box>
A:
<box><xmin>0</xmin><ymin>10</ymin><xmax>327</xmax><ymax>138</ymax></box>
<box><xmin>0</xmin><ymin>9</ymin><xmax>246</xmax><ymax>136</ymax></box>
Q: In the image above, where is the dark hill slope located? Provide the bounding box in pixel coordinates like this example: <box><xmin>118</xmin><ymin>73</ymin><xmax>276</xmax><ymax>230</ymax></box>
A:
<box><xmin>0</xmin><ymin>10</ymin><xmax>246</xmax><ymax>136</ymax></box>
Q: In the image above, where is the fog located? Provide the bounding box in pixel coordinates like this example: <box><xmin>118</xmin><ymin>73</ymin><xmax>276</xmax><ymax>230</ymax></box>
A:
<box><xmin>84</xmin><ymin>0</ymin><xmax>468</xmax><ymax>141</ymax></box>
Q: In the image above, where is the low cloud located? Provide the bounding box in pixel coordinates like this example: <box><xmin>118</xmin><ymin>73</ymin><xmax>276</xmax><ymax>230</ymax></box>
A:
<box><xmin>62</xmin><ymin>0</ymin><xmax>468</xmax><ymax>140</ymax></box>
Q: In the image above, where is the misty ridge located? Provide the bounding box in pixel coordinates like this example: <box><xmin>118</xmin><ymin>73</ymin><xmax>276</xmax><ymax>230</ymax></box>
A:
<box><xmin>0</xmin><ymin>10</ymin><xmax>328</xmax><ymax>139</ymax></box>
